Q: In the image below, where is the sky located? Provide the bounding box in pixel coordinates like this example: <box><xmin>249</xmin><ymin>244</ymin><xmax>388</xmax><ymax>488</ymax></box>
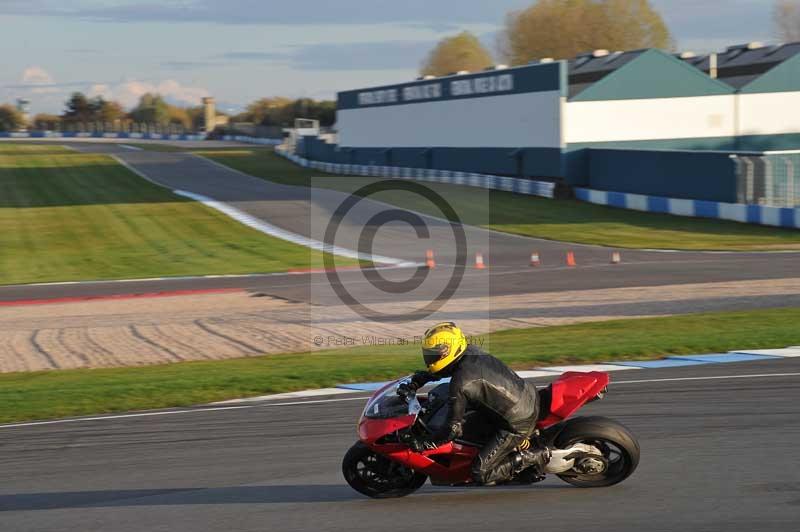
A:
<box><xmin>0</xmin><ymin>0</ymin><xmax>780</xmax><ymax>115</ymax></box>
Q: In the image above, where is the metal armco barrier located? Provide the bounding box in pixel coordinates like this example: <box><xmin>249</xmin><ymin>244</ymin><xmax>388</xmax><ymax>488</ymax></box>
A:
<box><xmin>270</xmin><ymin>145</ymin><xmax>556</xmax><ymax>199</ymax></box>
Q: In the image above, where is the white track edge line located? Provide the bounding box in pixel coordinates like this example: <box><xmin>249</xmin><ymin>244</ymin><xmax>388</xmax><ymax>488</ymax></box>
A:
<box><xmin>2</xmin><ymin>372</ymin><xmax>798</xmax><ymax>430</ymax></box>
<box><xmin>172</xmin><ymin>189</ymin><xmax>413</xmax><ymax>267</ymax></box>
<box><xmin>111</xmin><ymin>153</ymin><xmax>412</xmax><ymax>267</ymax></box>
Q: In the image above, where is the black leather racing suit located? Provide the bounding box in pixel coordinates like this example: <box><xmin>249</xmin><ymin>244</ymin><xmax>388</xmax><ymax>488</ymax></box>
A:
<box><xmin>418</xmin><ymin>345</ymin><xmax>539</xmax><ymax>485</ymax></box>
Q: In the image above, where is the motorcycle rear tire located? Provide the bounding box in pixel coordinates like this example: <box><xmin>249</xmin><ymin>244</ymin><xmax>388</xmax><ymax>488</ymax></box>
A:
<box><xmin>553</xmin><ymin>416</ymin><xmax>640</xmax><ymax>488</ymax></box>
<box><xmin>342</xmin><ymin>442</ymin><xmax>428</xmax><ymax>499</ymax></box>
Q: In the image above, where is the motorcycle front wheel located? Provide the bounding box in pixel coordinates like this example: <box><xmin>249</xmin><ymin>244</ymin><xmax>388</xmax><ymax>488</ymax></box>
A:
<box><xmin>553</xmin><ymin>416</ymin><xmax>640</xmax><ymax>488</ymax></box>
<box><xmin>342</xmin><ymin>442</ymin><xmax>428</xmax><ymax>498</ymax></box>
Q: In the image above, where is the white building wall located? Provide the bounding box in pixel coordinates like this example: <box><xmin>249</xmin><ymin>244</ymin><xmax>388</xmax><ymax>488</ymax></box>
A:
<box><xmin>337</xmin><ymin>91</ymin><xmax>562</xmax><ymax>148</ymax></box>
<box><xmin>565</xmin><ymin>95</ymin><xmax>736</xmax><ymax>144</ymax></box>
<box><xmin>738</xmin><ymin>92</ymin><xmax>800</xmax><ymax>136</ymax></box>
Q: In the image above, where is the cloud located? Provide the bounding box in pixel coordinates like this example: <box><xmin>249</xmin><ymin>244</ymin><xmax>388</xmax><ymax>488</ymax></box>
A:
<box><xmin>19</xmin><ymin>66</ymin><xmax>59</xmax><ymax>94</ymax></box>
<box><xmin>22</xmin><ymin>66</ymin><xmax>54</xmax><ymax>85</ymax></box>
<box><xmin>0</xmin><ymin>1</ymin><xmax>775</xmax><ymax>47</ymax></box>
<box><xmin>88</xmin><ymin>79</ymin><xmax>210</xmax><ymax>108</ymax></box>
<box><xmin>5</xmin><ymin>64</ymin><xmax>210</xmax><ymax>111</ymax></box>
<box><xmin>224</xmin><ymin>40</ymin><xmax>445</xmax><ymax>71</ymax></box>
<box><xmin>223</xmin><ymin>52</ymin><xmax>284</xmax><ymax>61</ymax></box>
<box><xmin>86</xmin><ymin>83</ymin><xmax>113</xmax><ymax>100</ymax></box>
<box><xmin>0</xmin><ymin>0</ymin><xmax>532</xmax><ymax>26</ymax></box>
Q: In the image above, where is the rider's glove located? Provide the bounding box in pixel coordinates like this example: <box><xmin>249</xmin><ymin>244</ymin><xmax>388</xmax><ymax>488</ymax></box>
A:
<box><xmin>432</xmin><ymin>422</ymin><xmax>463</xmax><ymax>444</ymax></box>
<box><xmin>397</xmin><ymin>382</ymin><xmax>415</xmax><ymax>398</ymax></box>
<box><xmin>397</xmin><ymin>371</ymin><xmax>434</xmax><ymax>397</ymax></box>
<box><xmin>411</xmin><ymin>370</ymin><xmax>434</xmax><ymax>388</ymax></box>
<box><xmin>410</xmin><ymin>436</ymin><xmax>438</xmax><ymax>452</ymax></box>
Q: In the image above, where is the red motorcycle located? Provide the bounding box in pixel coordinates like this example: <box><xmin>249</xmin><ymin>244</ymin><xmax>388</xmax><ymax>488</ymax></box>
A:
<box><xmin>343</xmin><ymin>371</ymin><xmax>639</xmax><ymax>498</ymax></box>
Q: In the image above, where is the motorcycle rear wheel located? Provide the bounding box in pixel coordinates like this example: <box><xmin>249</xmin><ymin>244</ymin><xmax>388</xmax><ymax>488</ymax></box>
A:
<box><xmin>342</xmin><ymin>442</ymin><xmax>428</xmax><ymax>498</ymax></box>
<box><xmin>553</xmin><ymin>416</ymin><xmax>640</xmax><ymax>488</ymax></box>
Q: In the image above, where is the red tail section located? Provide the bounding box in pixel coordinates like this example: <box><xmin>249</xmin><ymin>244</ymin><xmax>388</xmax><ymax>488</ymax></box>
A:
<box><xmin>536</xmin><ymin>371</ymin><xmax>610</xmax><ymax>429</ymax></box>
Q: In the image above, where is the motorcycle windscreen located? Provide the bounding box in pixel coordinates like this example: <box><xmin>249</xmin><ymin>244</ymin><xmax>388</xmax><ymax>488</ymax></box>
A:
<box><xmin>363</xmin><ymin>394</ymin><xmax>410</xmax><ymax>419</ymax></box>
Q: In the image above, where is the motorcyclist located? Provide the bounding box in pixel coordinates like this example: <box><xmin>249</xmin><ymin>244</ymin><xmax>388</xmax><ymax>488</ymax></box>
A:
<box><xmin>399</xmin><ymin>322</ymin><xmax>551</xmax><ymax>485</ymax></box>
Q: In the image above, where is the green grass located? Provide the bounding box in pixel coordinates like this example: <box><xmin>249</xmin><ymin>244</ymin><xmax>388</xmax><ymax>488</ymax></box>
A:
<box><xmin>200</xmin><ymin>148</ymin><xmax>800</xmax><ymax>251</ymax></box>
<box><xmin>0</xmin><ymin>143</ymin><xmax>353</xmax><ymax>285</ymax></box>
<box><xmin>2</xmin><ymin>307</ymin><xmax>799</xmax><ymax>424</ymax></box>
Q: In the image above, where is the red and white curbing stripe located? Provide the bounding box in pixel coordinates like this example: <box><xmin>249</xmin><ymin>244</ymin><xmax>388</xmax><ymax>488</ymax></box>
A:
<box><xmin>0</xmin><ymin>288</ymin><xmax>243</xmax><ymax>308</ymax></box>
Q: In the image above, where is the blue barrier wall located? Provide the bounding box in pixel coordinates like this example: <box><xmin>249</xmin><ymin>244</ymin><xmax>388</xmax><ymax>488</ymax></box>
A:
<box><xmin>299</xmin><ymin>138</ymin><xmax>749</xmax><ymax>203</ymax></box>
<box><xmin>581</xmin><ymin>148</ymin><xmax>740</xmax><ymax>202</ymax></box>
<box><xmin>0</xmin><ymin>131</ymin><xmax>207</xmax><ymax>141</ymax></box>
<box><xmin>297</xmin><ymin>136</ymin><xmax>563</xmax><ymax>178</ymax></box>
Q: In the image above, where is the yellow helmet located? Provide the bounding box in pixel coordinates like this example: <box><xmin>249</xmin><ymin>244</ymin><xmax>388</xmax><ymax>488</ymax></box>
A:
<box><xmin>422</xmin><ymin>322</ymin><xmax>468</xmax><ymax>373</ymax></box>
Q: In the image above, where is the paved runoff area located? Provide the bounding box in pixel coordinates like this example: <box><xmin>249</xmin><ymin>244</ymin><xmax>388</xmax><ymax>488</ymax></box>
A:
<box><xmin>0</xmin><ymin>278</ymin><xmax>799</xmax><ymax>371</ymax></box>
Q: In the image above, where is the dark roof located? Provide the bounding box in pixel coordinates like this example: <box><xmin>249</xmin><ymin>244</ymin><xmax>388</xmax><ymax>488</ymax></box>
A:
<box><xmin>565</xmin><ymin>49</ymin><xmax>647</xmax><ymax>97</ymax></box>
<box><xmin>678</xmin><ymin>42</ymin><xmax>800</xmax><ymax>88</ymax></box>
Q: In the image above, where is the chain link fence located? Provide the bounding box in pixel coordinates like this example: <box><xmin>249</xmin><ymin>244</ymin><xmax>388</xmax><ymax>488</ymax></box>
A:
<box><xmin>732</xmin><ymin>152</ymin><xmax>800</xmax><ymax>207</ymax></box>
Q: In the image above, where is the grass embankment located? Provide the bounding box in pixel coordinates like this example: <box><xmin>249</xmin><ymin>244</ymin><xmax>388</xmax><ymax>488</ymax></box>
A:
<box><xmin>199</xmin><ymin>148</ymin><xmax>800</xmax><ymax>251</ymax></box>
<box><xmin>2</xmin><ymin>307</ymin><xmax>799</xmax><ymax>424</ymax></box>
<box><xmin>0</xmin><ymin>144</ymin><xmax>351</xmax><ymax>285</ymax></box>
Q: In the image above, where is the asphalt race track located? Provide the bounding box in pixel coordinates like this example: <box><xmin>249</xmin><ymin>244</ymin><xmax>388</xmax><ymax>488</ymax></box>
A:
<box><xmin>1</xmin><ymin>358</ymin><xmax>799</xmax><ymax>532</ymax></box>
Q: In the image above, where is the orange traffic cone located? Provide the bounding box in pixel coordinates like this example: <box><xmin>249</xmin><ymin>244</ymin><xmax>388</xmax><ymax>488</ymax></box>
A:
<box><xmin>475</xmin><ymin>252</ymin><xmax>486</xmax><ymax>270</ymax></box>
<box><xmin>530</xmin><ymin>251</ymin><xmax>541</xmax><ymax>267</ymax></box>
<box><xmin>425</xmin><ymin>249</ymin><xmax>436</xmax><ymax>269</ymax></box>
<box><xmin>611</xmin><ymin>251</ymin><xmax>621</xmax><ymax>264</ymax></box>
<box><xmin>566</xmin><ymin>251</ymin><xmax>577</xmax><ymax>267</ymax></box>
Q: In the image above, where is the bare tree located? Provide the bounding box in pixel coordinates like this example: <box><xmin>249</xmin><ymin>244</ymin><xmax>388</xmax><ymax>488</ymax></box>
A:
<box><xmin>421</xmin><ymin>31</ymin><xmax>494</xmax><ymax>76</ymax></box>
<box><xmin>775</xmin><ymin>0</ymin><xmax>800</xmax><ymax>41</ymax></box>
<box><xmin>499</xmin><ymin>0</ymin><xmax>673</xmax><ymax>64</ymax></box>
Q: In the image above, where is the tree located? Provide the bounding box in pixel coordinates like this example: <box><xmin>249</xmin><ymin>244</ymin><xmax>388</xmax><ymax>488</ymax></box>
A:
<box><xmin>499</xmin><ymin>0</ymin><xmax>672</xmax><ymax>64</ymax></box>
<box><xmin>775</xmin><ymin>0</ymin><xmax>800</xmax><ymax>41</ymax></box>
<box><xmin>92</xmin><ymin>98</ymin><xmax>124</xmax><ymax>124</ymax></box>
<box><xmin>235</xmin><ymin>97</ymin><xmax>336</xmax><ymax>127</ymax></box>
<box><xmin>33</xmin><ymin>113</ymin><xmax>61</xmax><ymax>130</ymax></box>
<box><xmin>61</xmin><ymin>93</ymin><xmax>125</xmax><ymax>129</ymax></box>
<box><xmin>128</xmin><ymin>93</ymin><xmax>170</xmax><ymax>125</ymax></box>
<box><xmin>240</xmin><ymin>97</ymin><xmax>293</xmax><ymax>125</ymax></box>
<box><xmin>421</xmin><ymin>31</ymin><xmax>494</xmax><ymax>76</ymax></box>
<box><xmin>0</xmin><ymin>104</ymin><xmax>24</xmax><ymax>131</ymax></box>
<box><xmin>186</xmin><ymin>106</ymin><xmax>206</xmax><ymax>130</ymax></box>
<box><xmin>61</xmin><ymin>92</ymin><xmax>94</xmax><ymax>124</ymax></box>
<box><xmin>166</xmin><ymin>106</ymin><xmax>191</xmax><ymax>129</ymax></box>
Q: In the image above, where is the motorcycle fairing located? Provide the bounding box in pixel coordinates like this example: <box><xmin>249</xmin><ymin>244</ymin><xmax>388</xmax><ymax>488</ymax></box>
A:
<box><xmin>536</xmin><ymin>371</ymin><xmax>609</xmax><ymax>428</ymax></box>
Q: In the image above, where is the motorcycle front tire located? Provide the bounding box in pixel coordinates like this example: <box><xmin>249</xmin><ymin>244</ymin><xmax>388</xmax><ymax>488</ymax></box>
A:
<box><xmin>342</xmin><ymin>442</ymin><xmax>428</xmax><ymax>499</ymax></box>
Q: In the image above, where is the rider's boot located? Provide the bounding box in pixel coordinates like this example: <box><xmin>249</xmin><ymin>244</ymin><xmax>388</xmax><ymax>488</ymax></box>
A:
<box><xmin>512</xmin><ymin>446</ymin><xmax>552</xmax><ymax>475</ymax></box>
<box><xmin>476</xmin><ymin>447</ymin><xmax>552</xmax><ymax>486</ymax></box>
